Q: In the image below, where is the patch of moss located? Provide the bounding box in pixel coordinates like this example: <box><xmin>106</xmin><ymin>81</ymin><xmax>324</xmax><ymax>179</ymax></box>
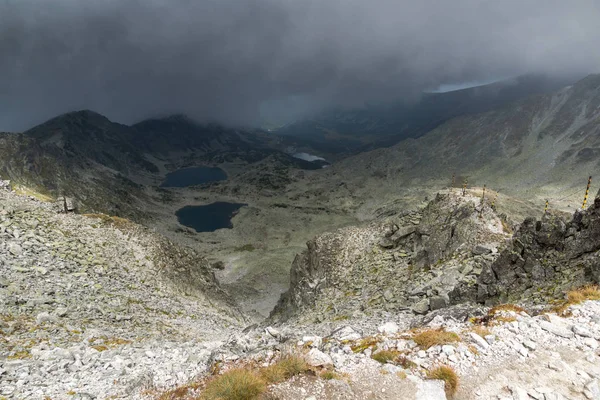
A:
<box><xmin>234</xmin><ymin>244</ymin><xmax>256</xmax><ymax>252</ymax></box>
<box><xmin>351</xmin><ymin>337</ymin><xmax>379</xmax><ymax>353</ymax></box>
<box><xmin>371</xmin><ymin>350</ymin><xmax>401</xmax><ymax>364</ymax></box>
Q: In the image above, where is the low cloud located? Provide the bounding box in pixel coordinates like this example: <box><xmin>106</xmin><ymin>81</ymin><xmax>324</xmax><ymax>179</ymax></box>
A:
<box><xmin>1</xmin><ymin>0</ymin><xmax>599</xmax><ymax>131</ymax></box>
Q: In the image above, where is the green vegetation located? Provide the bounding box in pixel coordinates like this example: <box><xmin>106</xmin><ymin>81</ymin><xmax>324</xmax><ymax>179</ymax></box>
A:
<box><xmin>234</xmin><ymin>244</ymin><xmax>256</xmax><ymax>252</ymax></box>
<box><xmin>259</xmin><ymin>354</ymin><xmax>310</xmax><ymax>384</ymax></box>
<box><xmin>371</xmin><ymin>350</ymin><xmax>402</xmax><ymax>364</ymax></box>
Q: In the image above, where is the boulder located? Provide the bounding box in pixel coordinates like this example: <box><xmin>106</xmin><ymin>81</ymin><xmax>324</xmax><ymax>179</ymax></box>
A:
<box><xmin>412</xmin><ymin>299</ymin><xmax>430</xmax><ymax>314</ymax></box>
<box><xmin>305</xmin><ymin>349</ymin><xmax>333</xmax><ymax>367</ymax></box>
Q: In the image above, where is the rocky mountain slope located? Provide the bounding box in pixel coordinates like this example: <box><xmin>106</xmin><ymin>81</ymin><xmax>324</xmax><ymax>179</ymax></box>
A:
<box><xmin>302</xmin><ymin>74</ymin><xmax>600</xmax><ymax>222</ymax></box>
<box><xmin>0</xmin><ymin>110</ymin><xmax>304</xmax><ymax>220</ymax></box>
<box><xmin>2</xmin><ymin>181</ymin><xmax>600</xmax><ymax>400</ymax></box>
<box><xmin>271</xmin><ymin>190</ymin><xmax>509</xmax><ymax>323</ymax></box>
<box><xmin>0</xmin><ymin>182</ymin><xmax>245</xmax><ymax>399</ymax></box>
<box><xmin>272</xmin><ymin>186</ymin><xmax>600</xmax><ymax>325</ymax></box>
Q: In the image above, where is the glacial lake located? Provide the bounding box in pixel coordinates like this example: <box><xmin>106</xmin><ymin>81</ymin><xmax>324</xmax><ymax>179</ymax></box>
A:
<box><xmin>176</xmin><ymin>202</ymin><xmax>246</xmax><ymax>232</ymax></box>
<box><xmin>160</xmin><ymin>166</ymin><xmax>227</xmax><ymax>188</ymax></box>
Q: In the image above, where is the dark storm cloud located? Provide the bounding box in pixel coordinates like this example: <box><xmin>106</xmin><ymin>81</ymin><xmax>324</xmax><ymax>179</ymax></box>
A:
<box><xmin>1</xmin><ymin>0</ymin><xmax>599</xmax><ymax>131</ymax></box>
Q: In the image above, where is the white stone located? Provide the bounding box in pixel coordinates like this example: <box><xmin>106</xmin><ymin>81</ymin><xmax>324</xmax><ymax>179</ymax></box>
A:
<box><xmin>265</xmin><ymin>326</ymin><xmax>280</xmax><ymax>338</ymax></box>
<box><xmin>522</xmin><ymin>339</ymin><xmax>537</xmax><ymax>351</ymax></box>
<box><xmin>508</xmin><ymin>385</ymin><xmax>529</xmax><ymax>400</ymax></box>
<box><xmin>572</xmin><ymin>325</ymin><xmax>593</xmax><ymax>338</ymax></box>
<box><xmin>331</xmin><ymin>326</ymin><xmax>361</xmax><ymax>341</ymax></box>
<box><xmin>469</xmin><ymin>332</ymin><xmax>489</xmax><ymax>350</ymax></box>
<box><xmin>302</xmin><ymin>335</ymin><xmax>322</xmax><ymax>349</ymax></box>
<box><xmin>539</xmin><ymin>321</ymin><xmax>574</xmax><ymax>338</ymax></box>
<box><xmin>378</xmin><ymin>321</ymin><xmax>399</xmax><ymax>335</ymax></box>
<box><xmin>410</xmin><ymin>376</ymin><xmax>447</xmax><ymax>400</ymax></box>
<box><xmin>305</xmin><ymin>349</ymin><xmax>333</xmax><ymax>367</ymax></box>
<box><xmin>36</xmin><ymin>312</ymin><xmax>56</xmax><ymax>325</ymax></box>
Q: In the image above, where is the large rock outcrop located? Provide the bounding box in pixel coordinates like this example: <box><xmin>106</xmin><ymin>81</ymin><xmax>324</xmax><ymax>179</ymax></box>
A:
<box><xmin>271</xmin><ymin>191</ymin><xmax>510</xmax><ymax>323</ymax></box>
<box><xmin>475</xmin><ymin>190</ymin><xmax>600</xmax><ymax>305</ymax></box>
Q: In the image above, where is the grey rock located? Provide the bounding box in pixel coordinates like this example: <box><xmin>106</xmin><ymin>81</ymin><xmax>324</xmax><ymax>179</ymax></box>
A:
<box><xmin>584</xmin><ymin>379</ymin><xmax>600</xmax><ymax>399</ymax></box>
<box><xmin>411</xmin><ymin>376</ymin><xmax>447</xmax><ymax>400</ymax></box>
<box><xmin>265</xmin><ymin>326</ymin><xmax>280</xmax><ymax>338</ymax></box>
<box><xmin>539</xmin><ymin>321</ymin><xmax>574</xmax><ymax>338</ymax></box>
<box><xmin>472</xmin><ymin>245</ymin><xmax>493</xmax><ymax>255</ymax></box>
<box><xmin>572</xmin><ymin>324</ymin><xmax>593</xmax><ymax>338</ymax></box>
<box><xmin>36</xmin><ymin>312</ymin><xmax>57</xmax><ymax>325</ymax></box>
<box><xmin>383</xmin><ymin>289</ymin><xmax>394</xmax><ymax>302</ymax></box>
<box><xmin>429</xmin><ymin>295</ymin><xmax>448</xmax><ymax>311</ymax></box>
<box><xmin>412</xmin><ymin>299</ymin><xmax>430</xmax><ymax>314</ymax></box>
<box><xmin>508</xmin><ymin>385</ymin><xmax>530</xmax><ymax>400</ymax></box>
<box><xmin>330</xmin><ymin>326</ymin><xmax>361</xmax><ymax>341</ymax></box>
<box><xmin>522</xmin><ymin>339</ymin><xmax>537</xmax><ymax>351</ymax></box>
<box><xmin>378</xmin><ymin>321</ymin><xmax>399</xmax><ymax>335</ymax></box>
<box><xmin>441</xmin><ymin>345</ymin><xmax>455</xmax><ymax>355</ymax></box>
<box><xmin>305</xmin><ymin>349</ymin><xmax>333</xmax><ymax>367</ymax></box>
<box><xmin>73</xmin><ymin>394</ymin><xmax>96</xmax><ymax>400</ymax></box>
<box><xmin>468</xmin><ymin>332</ymin><xmax>489</xmax><ymax>350</ymax></box>
<box><xmin>8</xmin><ymin>243</ymin><xmax>22</xmax><ymax>256</ymax></box>
<box><xmin>55</xmin><ymin>307</ymin><xmax>68</xmax><ymax>318</ymax></box>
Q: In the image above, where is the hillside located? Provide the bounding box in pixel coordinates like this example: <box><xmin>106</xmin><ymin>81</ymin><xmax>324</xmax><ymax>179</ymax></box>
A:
<box><xmin>275</xmin><ymin>74</ymin><xmax>576</xmax><ymax>158</ymax></box>
<box><xmin>3</xmin><ymin>184</ymin><xmax>600</xmax><ymax>400</ymax></box>
<box><xmin>300</xmin><ymin>74</ymin><xmax>600</xmax><ymax>222</ymax></box>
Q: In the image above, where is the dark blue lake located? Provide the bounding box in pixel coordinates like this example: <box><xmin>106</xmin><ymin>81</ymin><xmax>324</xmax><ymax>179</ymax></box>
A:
<box><xmin>176</xmin><ymin>202</ymin><xmax>246</xmax><ymax>232</ymax></box>
<box><xmin>160</xmin><ymin>167</ymin><xmax>227</xmax><ymax>188</ymax></box>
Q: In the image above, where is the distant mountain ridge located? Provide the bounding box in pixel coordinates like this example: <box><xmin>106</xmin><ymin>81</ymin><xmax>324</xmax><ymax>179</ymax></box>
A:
<box><xmin>275</xmin><ymin>74</ymin><xmax>579</xmax><ymax>157</ymax></box>
<box><xmin>0</xmin><ymin>110</ymin><xmax>303</xmax><ymax>218</ymax></box>
<box><xmin>308</xmin><ymin>73</ymin><xmax>600</xmax><ymax>217</ymax></box>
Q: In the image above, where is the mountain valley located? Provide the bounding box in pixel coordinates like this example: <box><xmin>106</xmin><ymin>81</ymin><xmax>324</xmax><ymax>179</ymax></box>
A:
<box><xmin>2</xmin><ymin>75</ymin><xmax>600</xmax><ymax>400</ymax></box>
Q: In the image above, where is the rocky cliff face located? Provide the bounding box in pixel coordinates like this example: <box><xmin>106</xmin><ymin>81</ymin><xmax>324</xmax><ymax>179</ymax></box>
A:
<box><xmin>273</xmin><ymin>188</ymin><xmax>600</xmax><ymax>324</ymax></box>
<box><xmin>475</xmin><ymin>190</ymin><xmax>600</xmax><ymax>305</ymax></box>
<box><xmin>271</xmin><ymin>190</ymin><xmax>511</xmax><ymax>323</ymax></box>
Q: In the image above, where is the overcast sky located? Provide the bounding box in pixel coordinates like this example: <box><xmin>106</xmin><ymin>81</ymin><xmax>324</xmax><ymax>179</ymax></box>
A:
<box><xmin>1</xmin><ymin>0</ymin><xmax>599</xmax><ymax>131</ymax></box>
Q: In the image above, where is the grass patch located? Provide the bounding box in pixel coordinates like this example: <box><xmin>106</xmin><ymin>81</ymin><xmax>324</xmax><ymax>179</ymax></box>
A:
<box><xmin>82</xmin><ymin>214</ymin><xmax>133</xmax><ymax>230</ymax></box>
<box><xmin>488</xmin><ymin>304</ymin><xmax>525</xmax><ymax>315</ymax></box>
<box><xmin>260</xmin><ymin>355</ymin><xmax>310</xmax><ymax>384</ymax></box>
<box><xmin>13</xmin><ymin>185</ymin><xmax>54</xmax><ymax>202</ymax></box>
<box><xmin>470</xmin><ymin>326</ymin><xmax>492</xmax><ymax>338</ymax></box>
<box><xmin>234</xmin><ymin>244</ymin><xmax>256</xmax><ymax>252</ymax></box>
<box><xmin>413</xmin><ymin>329</ymin><xmax>461</xmax><ymax>350</ymax></box>
<box><xmin>202</xmin><ymin>368</ymin><xmax>266</xmax><ymax>400</ymax></box>
<box><xmin>427</xmin><ymin>365</ymin><xmax>459</xmax><ymax>397</ymax></box>
<box><xmin>371</xmin><ymin>350</ymin><xmax>402</xmax><ymax>364</ymax></box>
<box><xmin>471</xmin><ymin>304</ymin><xmax>525</xmax><ymax>326</ymax></box>
<box><xmin>319</xmin><ymin>370</ymin><xmax>340</xmax><ymax>380</ymax></box>
<box><xmin>7</xmin><ymin>350</ymin><xmax>31</xmax><ymax>360</ymax></box>
<box><xmin>157</xmin><ymin>382</ymin><xmax>202</xmax><ymax>400</ymax></box>
<box><xmin>396</xmin><ymin>355</ymin><xmax>418</xmax><ymax>370</ymax></box>
<box><xmin>351</xmin><ymin>336</ymin><xmax>379</xmax><ymax>353</ymax></box>
<box><xmin>552</xmin><ymin>285</ymin><xmax>600</xmax><ymax>316</ymax></box>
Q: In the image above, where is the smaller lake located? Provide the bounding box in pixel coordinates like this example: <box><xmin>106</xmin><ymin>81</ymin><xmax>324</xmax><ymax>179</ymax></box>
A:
<box><xmin>160</xmin><ymin>166</ymin><xmax>227</xmax><ymax>188</ymax></box>
<box><xmin>176</xmin><ymin>202</ymin><xmax>246</xmax><ymax>232</ymax></box>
